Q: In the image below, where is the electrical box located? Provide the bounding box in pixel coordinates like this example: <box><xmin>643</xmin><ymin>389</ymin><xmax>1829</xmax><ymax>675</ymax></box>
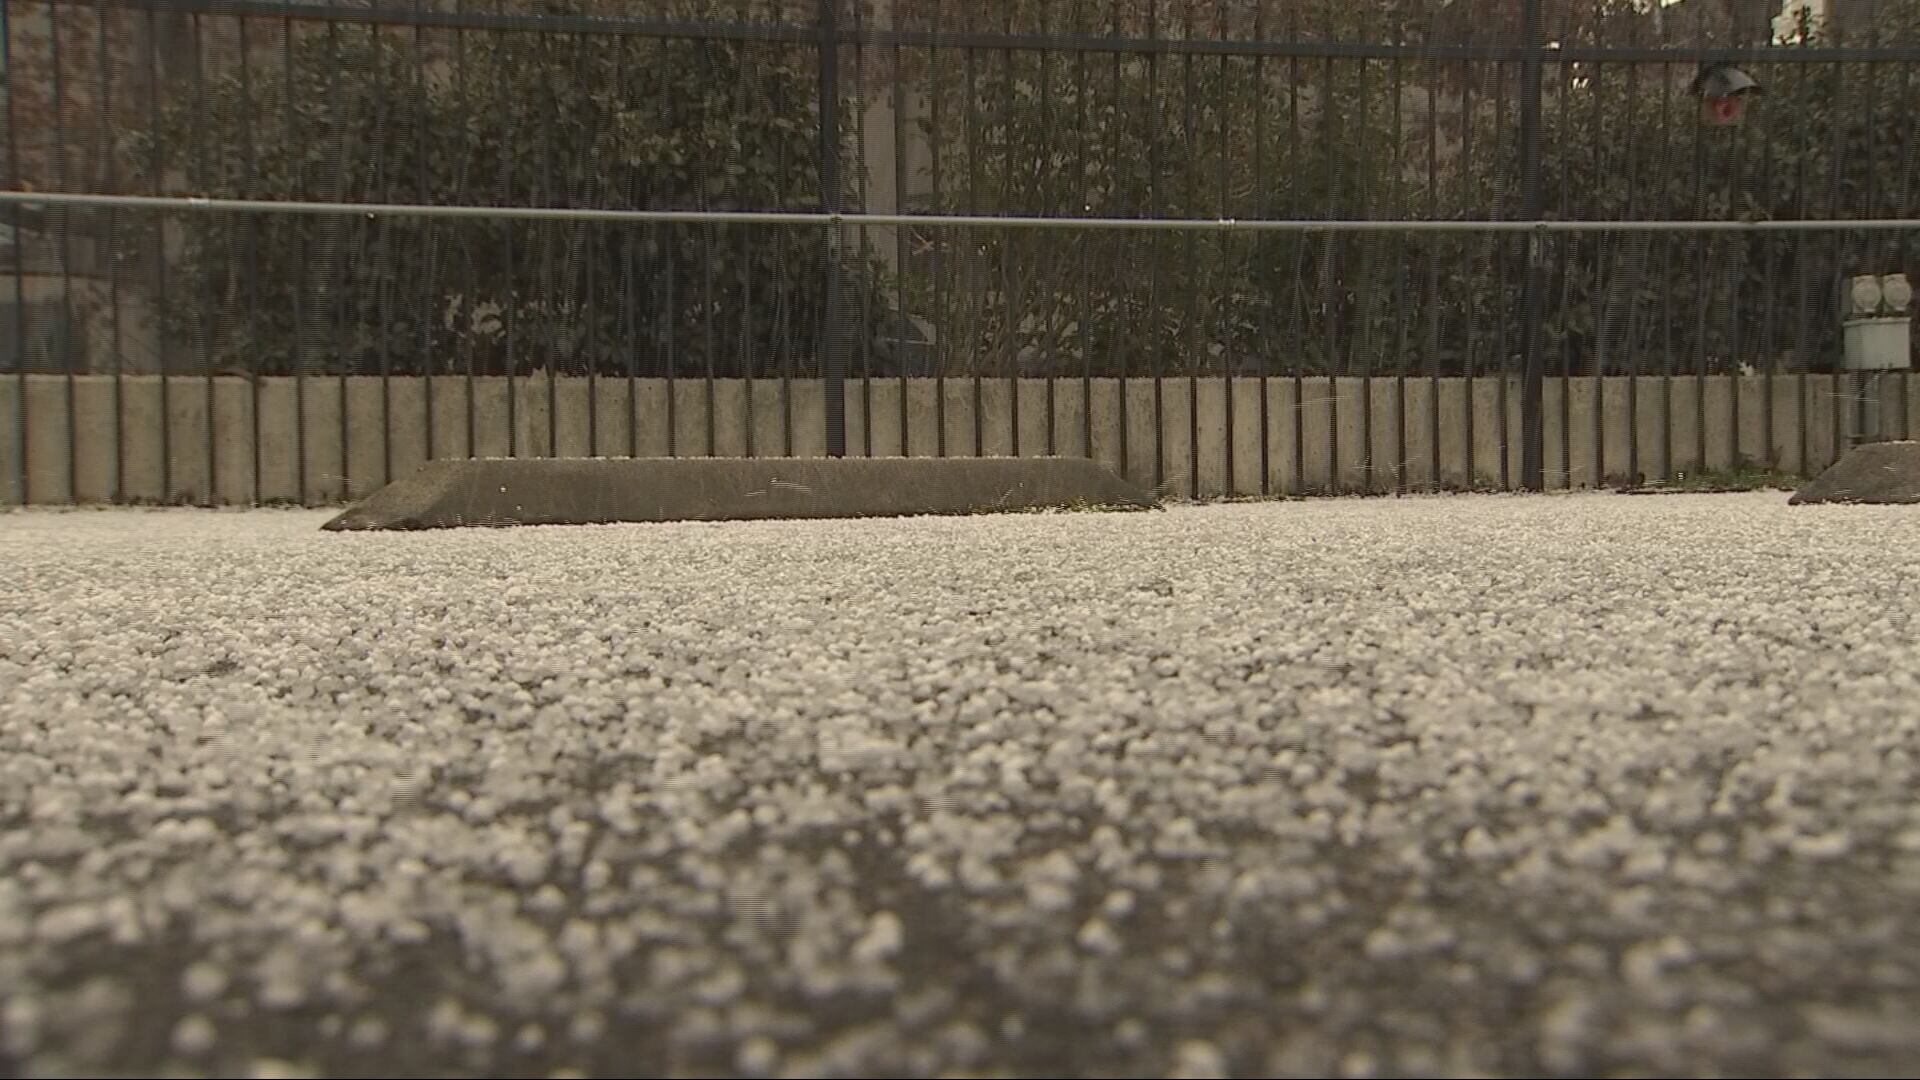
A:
<box><xmin>1841</xmin><ymin>274</ymin><xmax>1912</xmax><ymax>372</ymax></box>
<box><xmin>1842</xmin><ymin>318</ymin><xmax>1911</xmax><ymax>372</ymax></box>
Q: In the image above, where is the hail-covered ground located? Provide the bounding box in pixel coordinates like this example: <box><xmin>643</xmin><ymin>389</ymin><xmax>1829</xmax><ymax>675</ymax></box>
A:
<box><xmin>3</xmin><ymin>492</ymin><xmax>1919</xmax><ymax>1079</ymax></box>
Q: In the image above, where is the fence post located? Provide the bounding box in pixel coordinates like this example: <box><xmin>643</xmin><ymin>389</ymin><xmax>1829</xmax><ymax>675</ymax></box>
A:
<box><xmin>1518</xmin><ymin>0</ymin><xmax>1547</xmax><ymax>491</ymax></box>
<box><xmin>817</xmin><ymin>0</ymin><xmax>848</xmax><ymax>458</ymax></box>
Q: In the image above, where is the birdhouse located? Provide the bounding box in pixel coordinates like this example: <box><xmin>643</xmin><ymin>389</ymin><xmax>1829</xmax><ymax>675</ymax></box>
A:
<box><xmin>1693</xmin><ymin>64</ymin><xmax>1763</xmax><ymax>126</ymax></box>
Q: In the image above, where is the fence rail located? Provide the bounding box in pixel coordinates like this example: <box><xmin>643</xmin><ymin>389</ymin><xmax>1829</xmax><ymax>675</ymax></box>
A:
<box><xmin>77</xmin><ymin>0</ymin><xmax>1920</xmax><ymax>62</ymax></box>
<box><xmin>6</xmin><ymin>0</ymin><xmax>1920</xmax><ymax>500</ymax></box>
<box><xmin>10</xmin><ymin>190</ymin><xmax>1920</xmax><ymax>233</ymax></box>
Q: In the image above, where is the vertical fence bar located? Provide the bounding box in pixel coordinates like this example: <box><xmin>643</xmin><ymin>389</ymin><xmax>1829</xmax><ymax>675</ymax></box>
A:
<box><xmin>1657</xmin><ymin>62</ymin><xmax>1676</xmax><ymax>485</ymax></box>
<box><xmin>494</xmin><ymin>26</ymin><xmax>518</xmax><ymax>459</ymax></box>
<box><xmin>1425</xmin><ymin>22</ymin><xmax>1442</xmax><ymax>490</ymax></box>
<box><xmin>1039</xmin><ymin>4</ymin><xmax>1057</xmax><ymax>458</ymax></box>
<box><xmin>239</xmin><ymin>13</ymin><xmax>263</xmax><ymax>503</ymax></box>
<box><xmin>1110</xmin><ymin>0</ymin><xmax>1128</xmax><ymax>481</ymax></box>
<box><xmin>282</xmin><ymin>12</ymin><xmax>307</xmax><ymax>500</ymax></box>
<box><xmin>770</xmin><ymin>31</ymin><xmax>796</xmax><ymax>460</ymax></box>
<box><xmin>372</xmin><ymin>21</ymin><xmax>395</xmax><ymax>485</ymax></box>
<box><xmin>662</xmin><ymin>222</ymin><xmax>677</xmax><ymax>457</ymax></box>
<box><xmin>191</xmin><ymin>13</ymin><xmax>216</xmax><ymax>505</ymax></box>
<box><xmin>1215</xmin><ymin>0</ymin><xmax>1234</xmax><ymax>495</ymax></box>
<box><xmin>1458</xmin><ymin>48</ymin><xmax>1477</xmax><ymax>488</ymax></box>
<box><xmin>1790</xmin><ymin>68</ymin><xmax>1813</xmax><ymax>476</ymax></box>
<box><xmin>455</xmin><ymin>24</ymin><xmax>475</xmax><ymax>462</ymax></box>
<box><xmin>1688</xmin><ymin>42</ymin><xmax>1710</xmax><ymax>476</ymax></box>
<box><xmin>1758</xmin><ymin>45</ymin><xmax>1779</xmax><ymax>465</ymax></box>
<box><xmin>325</xmin><ymin>19</ymin><xmax>351</xmax><ymax>499</ymax></box>
<box><xmin>818</xmin><ymin>0</ymin><xmax>847</xmax><ymax>458</ymax></box>
<box><xmin>1812</xmin><ymin>54</ymin><xmax>1843</xmax><ymax>461</ymax></box>
<box><xmin>1896</xmin><ymin>52</ymin><xmax>1919</xmax><ymax>439</ymax></box>
<box><xmin>1076</xmin><ymin>1</ymin><xmax>1093</xmax><ymax>464</ymax></box>
<box><xmin>1354</xmin><ymin>35</ymin><xmax>1375</xmax><ymax>495</ymax></box>
<box><xmin>1551</xmin><ymin>3</ymin><xmax>1566</xmax><ymax>488</ymax></box>
<box><xmin>699</xmin><ymin>217</ymin><xmax>715</xmax><ymax>456</ymax></box>
<box><xmin>1252</xmin><ymin>0</ymin><xmax>1271</xmax><ymax>494</ymax></box>
<box><xmin>50</xmin><ymin>1</ymin><xmax>77</xmax><ymax>503</ymax></box>
<box><xmin>723</xmin><ymin>19</ymin><xmax>751</xmax><ymax>456</ymax></box>
<box><xmin>1518</xmin><ymin>0</ymin><xmax>1545</xmax><ymax>492</ymax></box>
<box><xmin>378</xmin><ymin>22</ymin><xmax>401</xmax><ymax>484</ymax></box>
<box><xmin>98</xmin><ymin>5</ymin><xmax>126</xmax><ymax>504</ymax></box>
<box><xmin>2</xmin><ymin>0</ymin><xmax>24</xmax><ymax>505</ymax></box>
<box><xmin>1622</xmin><ymin>56</ymin><xmax>1643</xmax><ymax>488</ymax></box>
<box><xmin>538</xmin><ymin>31</ymin><xmax>559</xmax><ymax>460</ymax></box>
<box><xmin>1318</xmin><ymin>52</ymin><xmax>1337</xmax><ymax>493</ymax></box>
<box><xmin>411</xmin><ymin>7</ymin><xmax>433</xmax><ymax>472</ymax></box>
<box><xmin>963</xmin><ymin>10</ymin><xmax>983</xmax><ymax>459</ymax></box>
<box><xmin>849</xmin><ymin>3</ymin><xmax>872</xmax><ymax>458</ymax></box>
<box><xmin>1724</xmin><ymin>66</ymin><xmax>1750</xmax><ymax>464</ymax></box>
<box><xmin>890</xmin><ymin>5</ymin><xmax>909</xmax><ymax>452</ymax></box>
<box><xmin>1178</xmin><ymin>0</ymin><xmax>1197</xmax><ymax>497</ymax></box>
<box><xmin>582</xmin><ymin>210</ymin><xmax>598</xmax><ymax>453</ymax></box>
<box><xmin>739</xmin><ymin>219</ymin><xmax>757</xmax><ymax>459</ymax></box>
<box><xmin>1490</xmin><ymin>51</ymin><xmax>1510</xmax><ymax>491</ymax></box>
<box><xmin>999</xmin><ymin>7</ymin><xmax>1017</xmax><ymax>458</ymax></box>
<box><xmin>1554</xmin><ymin>35</ymin><xmax>1575</xmax><ymax>488</ymax></box>
<box><xmin>1148</xmin><ymin>1</ymin><xmax>1164</xmax><ymax>492</ymax></box>
<box><xmin>929</xmin><ymin>2</ymin><xmax>946</xmax><ymax>459</ymax></box>
<box><xmin>622</xmin><ymin>154</ymin><xmax>639</xmax><ymax>459</ymax></box>
<box><xmin>1287</xmin><ymin>12</ymin><xmax>1303</xmax><ymax>495</ymax></box>
<box><xmin>1825</xmin><ymin>54</ymin><xmax>1851</xmax><ymax>456</ymax></box>
<box><xmin>1389</xmin><ymin>47</ymin><xmax>1410</xmax><ymax>495</ymax></box>
<box><xmin>1680</xmin><ymin>5</ymin><xmax>1704</xmax><ymax>477</ymax></box>
<box><xmin>583</xmin><ymin>198</ymin><xmax>600</xmax><ymax>456</ymax></box>
<box><xmin>148</xmin><ymin>9</ymin><xmax>174</xmax><ymax>502</ymax></box>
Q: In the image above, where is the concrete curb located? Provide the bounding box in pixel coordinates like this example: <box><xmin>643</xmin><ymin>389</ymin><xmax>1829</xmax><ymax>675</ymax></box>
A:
<box><xmin>320</xmin><ymin>456</ymin><xmax>1160</xmax><ymax>530</ymax></box>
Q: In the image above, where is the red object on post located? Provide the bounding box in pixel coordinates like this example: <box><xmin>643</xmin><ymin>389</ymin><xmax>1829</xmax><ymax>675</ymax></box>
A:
<box><xmin>1702</xmin><ymin>95</ymin><xmax>1743</xmax><ymax>125</ymax></box>
<box><xmin>1693</xmin><ymin>64</ymin><xmax>1762</xmax><ymax>126</ymax></box>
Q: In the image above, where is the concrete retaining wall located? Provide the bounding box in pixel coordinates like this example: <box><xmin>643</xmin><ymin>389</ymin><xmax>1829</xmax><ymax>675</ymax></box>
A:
<box><xmin>3</xmin><ymin>373</ymin><xmax>1911</xmax><ymax>506</ymax></box>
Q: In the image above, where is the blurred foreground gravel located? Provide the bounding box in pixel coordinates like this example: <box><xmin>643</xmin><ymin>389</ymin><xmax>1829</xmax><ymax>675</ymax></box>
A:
<box><xmin>4</xmin><ymin>493</ymin><xmax>1920</xmax><ymax>1079</ymax></box>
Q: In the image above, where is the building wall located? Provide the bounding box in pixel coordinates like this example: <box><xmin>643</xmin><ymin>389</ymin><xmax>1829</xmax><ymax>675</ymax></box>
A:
<box><xmin>1775</xmin><ymin>0</ymin><xmax>1889</xmax><ymax>39</ymax></box>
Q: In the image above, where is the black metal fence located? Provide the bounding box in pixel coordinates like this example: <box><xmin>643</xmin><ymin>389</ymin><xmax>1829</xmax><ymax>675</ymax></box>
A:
<box><xmin>5</xmin><ymin>0</ymin><xmax>1919</xmax><ymax>501</ymax></box>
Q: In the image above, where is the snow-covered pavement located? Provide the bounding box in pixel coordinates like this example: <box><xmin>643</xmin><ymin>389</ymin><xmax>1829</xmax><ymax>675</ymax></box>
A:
<box><xmin>3</xmin><ymin>493</ymin><xmax>1919</xmax><ymax>1078</ymax></box>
